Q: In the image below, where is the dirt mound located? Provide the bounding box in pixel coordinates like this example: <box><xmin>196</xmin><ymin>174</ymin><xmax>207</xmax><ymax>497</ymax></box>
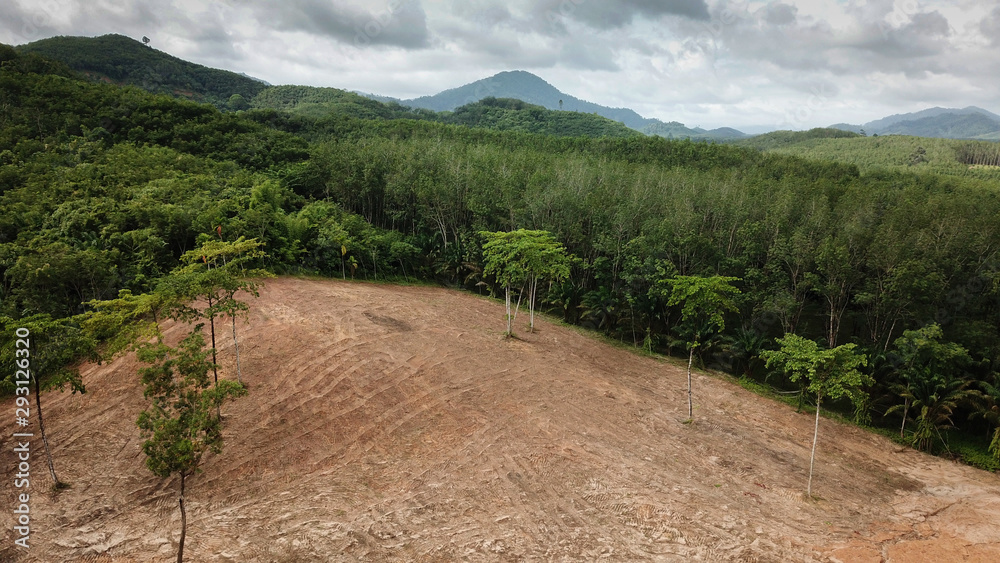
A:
<box><xmin>3</xmin><ymin>277</ymin><xmax>1000</xmax><ymax>561</ymax></box>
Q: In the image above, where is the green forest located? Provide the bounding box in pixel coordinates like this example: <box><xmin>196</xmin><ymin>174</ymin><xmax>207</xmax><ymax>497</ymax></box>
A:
<box><xmin>4</xmin><ymin>41</ymin><xmax>1000</xmax><ymax>472</ymax></box>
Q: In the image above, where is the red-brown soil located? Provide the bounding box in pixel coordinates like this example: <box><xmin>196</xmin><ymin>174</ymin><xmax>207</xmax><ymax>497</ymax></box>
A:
<box><xmin>3</xmin><ymin>277</ymin><xmax>1000</xmax><ymax>562</ymax></box>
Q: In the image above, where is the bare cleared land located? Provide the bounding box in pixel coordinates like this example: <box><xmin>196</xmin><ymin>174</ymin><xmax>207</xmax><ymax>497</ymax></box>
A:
<box><xmin>3</xmin><ymin>277</ymin><xmax>1000</xmax><ymax>562</ymax></box>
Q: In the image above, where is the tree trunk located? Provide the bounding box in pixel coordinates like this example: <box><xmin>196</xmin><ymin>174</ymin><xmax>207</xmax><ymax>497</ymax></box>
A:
<box><xmin>512</xmin><ymin>287</ymin><xmax>524</xmax><ymax>326</ymax></box>
<box><xmin>900</xmin><ymin>397</ymin><xmax>909</xmax><ymax>439</ymax></box>
<box><xmin>34</xmin><ymin>375</ymin><xmax>60</xmax><ymax>486</ymax></box>
<box><xmin>231</xmin><ymin>315</ymin><xmax>241</xmax><ymax>384</ymax></box>
<box><xmin>687</xmin><ymin>345</ymin><xmax>695</xmax><ymax>420</ymax></box>
<box><xmin>528</xmin><ymin>276</ymin><xmax>537</xmax><ymax>332</ymax></box>
<box><xmin>808</xmin><ymin>394</ymin><xmax>822</xmax><ymax>498</ymax></box>
<box><xmin>208</xmin><ymin>295</ymin><xmax>219</xmax><ymax>418</ymax></box>
<box><xmin>505</xmin><ymin>286</ymin><xmax>512</xmax><ymax>336</ymax></box>
<box><xmin>207</xmin><ymin>295</ymin><xmax>218</xmax><ymax>387</ymax></box>
<box><xmin>177</xmin><ymin>471</ymin><xmax>187</xmax><ymax>563</ymax></box>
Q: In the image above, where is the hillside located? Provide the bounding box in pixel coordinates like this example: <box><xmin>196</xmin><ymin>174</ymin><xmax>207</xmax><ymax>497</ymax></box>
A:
<box><xmin>641</xmin><ymin>121</ymin><xmax>748</xmax><ymax>141</ymax></box>
<box><xmin>3</xmin><ymin>278</ymin><xmax>1000</xmax><ymax>562</ymax></box>
<box><xmin>442</xmin><ymin>97</ymin><xmax>639</xmax><ymax>138</ymax></box>
<box><xmin>17</xmin><ymin>34</ymin><xmax>267</xmax><ymax>107</ymax></box>
<box><xmin>749</xmin><ymin>133</ymin><xmax>1000</xmax><ymax>179</ymax></box>
<box><xmin>400</xmin><ymin>70</ymin><xmax>746</xmax><ymax>139</ymax></box>
<box><xmin>735</xmin><ymin>127</ymin><xmax>861</xmax><ymax>150</ymax></box>
<box><xmin>830</xmin><ymin>106</ymin><xmax>1000</xmax><ymax>140</ymax></box>
<box><xmin>248</xmin><ymin>88</ymin><xmax>636</xmax><ymax>137</ymax></box>
<box><xmin>249</xmin><ymin>84</ymin><xmax>429</xmax><ymax>120</ymax></box>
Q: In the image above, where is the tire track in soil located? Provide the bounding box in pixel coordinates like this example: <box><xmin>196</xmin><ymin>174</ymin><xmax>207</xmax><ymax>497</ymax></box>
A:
<box><xmin>7</xmin><ymin>278</ymin><xmax>1000</xmax><ymax>562</ymax></box>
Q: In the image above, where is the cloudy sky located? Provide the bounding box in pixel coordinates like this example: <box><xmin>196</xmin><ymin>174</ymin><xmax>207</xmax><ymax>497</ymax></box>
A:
<box><xmin>3</xmin><ymin>0</ymin><xmax>999</xmax><ymax>132</ymax></box>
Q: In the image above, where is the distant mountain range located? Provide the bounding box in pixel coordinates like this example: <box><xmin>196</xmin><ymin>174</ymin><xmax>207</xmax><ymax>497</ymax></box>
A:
<box><xmin>370</xmin><ymin>70</ymin><xmax>748</xmax><ymax>140</ymax></box>
<box><xmin>12</xmin><ymin>34</ymin><xmax>1000</xmax><ymax>143</ymax></box>
<box><xmin>830</xmin><ymin>106</ymin><xmax>1000</xmax><ymax>140</ymax></box>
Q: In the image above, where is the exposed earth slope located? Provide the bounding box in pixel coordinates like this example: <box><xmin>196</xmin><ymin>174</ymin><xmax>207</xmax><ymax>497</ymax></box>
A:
<box><xmin>3</xmin><ymin>278</ymin><xmax>1000</xmax><ymax>561</ymax></box>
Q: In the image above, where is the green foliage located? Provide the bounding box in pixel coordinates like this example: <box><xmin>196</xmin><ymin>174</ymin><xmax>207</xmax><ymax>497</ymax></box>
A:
<box><xmin>953</xmin><ymin>435</ymin><xmax>1000</xmax><ymax>472</ymax></box>
<box><xmin>0</xmin><ymin>314</ymin><xmax>93</xmax><ymax>395</ymax></box>
<box><xmin>136</xmin><ymin>326</ymin><xmax>246</xmax><ymax>478</ymax></box>
<box><xmin>18</xmin><ymin>34</ymin><xmax>267</xmax><ymax>107</ymax></box>
<box><xmin>886</xmin><ymin>324</ymin><xmax>981</xmax><ymax>452</ymax></box>
<box><xmin>763</xmin><ymin>334</ymin><xmax>871</xmax><ymax>494</ymax></box>
<box><xmin>665</xmin><ymin>275</ymin><xmax>741</xmax><ymax>350</ymax></box>
<box><xmin>737</xmin><ymin>128</ymin><xmax>861</xmax><ymax>151</ymax></box>
<box><xmin>481</xmin><ymin>230</ymin><xmax>564</xmax><ymax>292</ymax></box>
<box><xmin>481</xmin><ymin>229</ymin><xmax>572</xmax><ymax>334</ymax></box>
<box><xmin>762</xmin><ymin>335</ymin><xmax>871</xmax><ymax>406</ymax></box>
<box><xmin>445</xmin><ymin>98</ymin><xmax>639</xmax><ymax>138</ymax></box>
<box><xmin>82</xmin><ymin>290</ymin><xmax>170</xmax><ymax>361</ymax></box>
<box><xmin>250</xmin><ymin>85</ymin><xmax>423</xmax><ymax>120</ymax></box>
<box><xmin>751</xmin><ymin>133</ymin><xmax>1000</xmax><ymax>181</ymax></box>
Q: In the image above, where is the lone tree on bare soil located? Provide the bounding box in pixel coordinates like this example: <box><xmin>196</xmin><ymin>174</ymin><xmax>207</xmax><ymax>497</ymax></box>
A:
<box><xmin>664</xmin><ymin>275</ymin><xmax>741</xmax><ymax>421</ymax></box>
<box><xmin>136</xmin><ymin>326</ymin><xmax>246</xmax><ymax>563</ymax></box>
<box><xmin>0</xmin><ymin>314</ymin><xmax>92</xmax><ymax>489</ymax></box>
<box><xmin>164</xmin><ymin>236</ymin><xmax>269</xmax><ymax>386</ymax></box>
<box><xmin>762</xmin><ymin>334</ymin><xmax>870</xmax><ymax>498</ymax></box>
<box><xmin>481</xmin><ymin>229</ymin><xmax>571</xmax><ymax>336</ymax></box>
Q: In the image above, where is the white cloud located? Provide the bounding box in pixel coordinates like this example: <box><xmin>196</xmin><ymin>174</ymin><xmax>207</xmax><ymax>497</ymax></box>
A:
<box><xmin>0</xmin><ymin>0</ymin><xmax>997</xmax><ymax>130</ymax></box>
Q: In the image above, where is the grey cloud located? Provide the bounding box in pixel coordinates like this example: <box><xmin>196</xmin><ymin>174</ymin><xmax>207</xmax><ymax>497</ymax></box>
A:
<box><xmin>537</xmin><ymin>0</ymin><xmax>710</xmax><ymax>31</ymax></box>
<box><xmin>558</xmin><ymin>39</ymin><xmax>619</xmax><ymax>71</ymax></box>
<box><xmin>763</xmin><ymin>3</ymin><xmax>797</xmax><ymax>27</ymax></box>
<box><xmin>0</xmin><ymin>0</ymin><xmax>72</xmax><ymax>44</ymax></box>
<box><xmin>254</xmin><ymin>0</ymin><xmax>429</xmax><ymax>49</ymax></box>
<box><xmin>981</xmin><ymin>7</ymin><xmax>1000</xmax><ymax>46</ymax></box>
<box><xmin>70</xmin><ymin>0</ymin><xmax>165</xmax><ymax>37</ymax></box>
<box><xmin>703</xmin><ymin>3</ymin><xmax>955</xmax><ymax>81</ymax></box>
<box><xmin>849</xmin><ymin>10</ymin><xmax>951</xmax><ymax>64</ymax></box>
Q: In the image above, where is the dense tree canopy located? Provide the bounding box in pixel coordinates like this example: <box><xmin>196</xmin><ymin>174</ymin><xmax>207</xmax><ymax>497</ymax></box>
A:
<box><xmin>3</xmin><ymin>43</ymin><xmax>1000</xmax><ymax>469</ymax></box>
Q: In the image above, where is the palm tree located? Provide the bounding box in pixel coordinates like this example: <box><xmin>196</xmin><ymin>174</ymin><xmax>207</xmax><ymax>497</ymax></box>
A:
<box><xmin>722</xmin><ymin>327</ymin><xmax>769</xmax><ymax>379</ymax></box>
<box><xmin>886</xmin><ymin>324</ymin><xmax>983</xmax><ymax>452</ymax></box>
<box><xmin>889</xmin><ymin>373</ymin><xmax>982</xmax><ymax>452</ymax></box>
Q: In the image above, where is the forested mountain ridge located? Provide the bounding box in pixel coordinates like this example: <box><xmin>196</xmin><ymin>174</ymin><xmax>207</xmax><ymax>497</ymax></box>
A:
<box><xmin>642</xmin><ymin>120</ymin><xmax>749</xmax><ymax>140</ymax></box>
<box><xmin>830</xmin><ymin>106</ymin><xmax>1000</xmax><ymax>140</ymax></box>
<box><xmin>14</xmin><ymin>36</ymin><xmax>728</xmax><ymax>138</ymax></box>
<box><xmin>17</xmin><ymin>34</ymin><xmax>268</xmax><ymax>108</ymax></box>
<box><xmin>249</xmin><ymin>87</ymin><xmax>638</xmax><ymax>137</ymax></box>
<box><xmin>3</xmin><ymin>43</ymin><xmax>1000</xmax><ymax>473</ymax></box>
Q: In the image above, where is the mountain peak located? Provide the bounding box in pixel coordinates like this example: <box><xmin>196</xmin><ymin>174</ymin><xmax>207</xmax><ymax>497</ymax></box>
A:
<box><xmin>404</xmin><ymin>70</ymin><xmax>652</xmax><ymax>131</ymax></box>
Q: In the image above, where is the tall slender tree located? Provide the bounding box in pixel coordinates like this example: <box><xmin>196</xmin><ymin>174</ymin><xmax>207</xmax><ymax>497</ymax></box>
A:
<box><xmin>136</xmin><ymin>326</ymin><xmax>247</xmax><ymax>563</ymax></box>
<box><xmin>164</xmin><ymin>236</ymin><xmax>268</xmax><ymax>386</ymax></box>
<box><xmin>763</xmin><ymin>334</ymin><xmax>870</xmax><ymax>498</ymax></box>
<box><xmin>664</xmin><ymin>275</ymin><xmax>741</xmax><ymax>420</ymax></box>
<box><xmin>1</xmin><ymin>315</ymin><xmax>92</xmax><ymax>488</ymax></box>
